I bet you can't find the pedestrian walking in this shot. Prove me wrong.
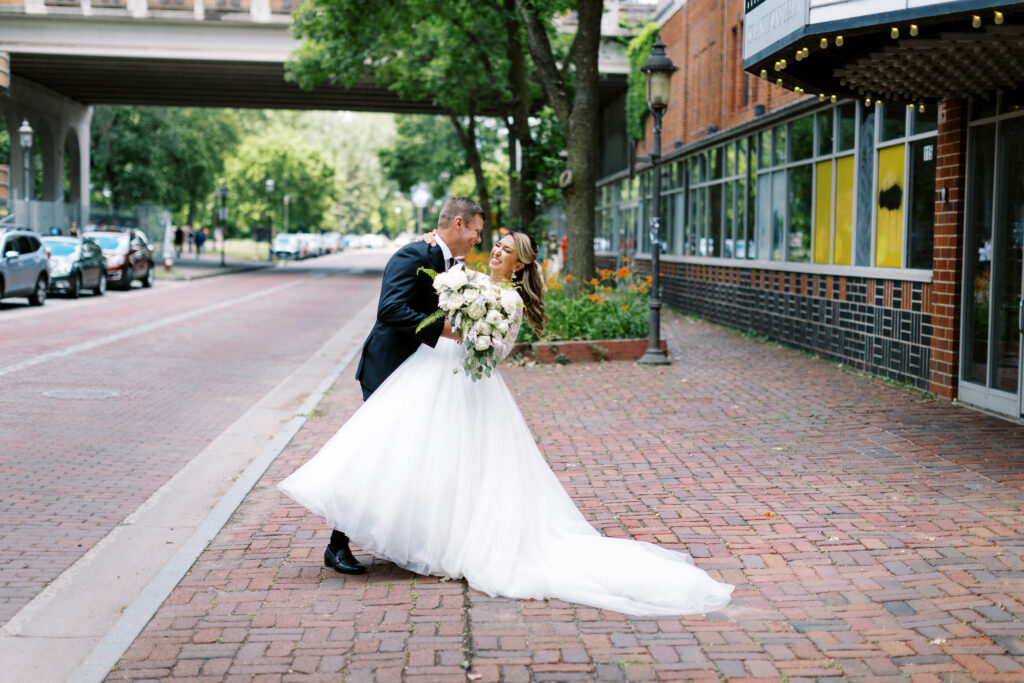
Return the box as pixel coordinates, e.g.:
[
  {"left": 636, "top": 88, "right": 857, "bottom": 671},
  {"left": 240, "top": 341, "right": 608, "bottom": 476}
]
[
  {"left": 174, "top": 226, "right": 185, "bottom": 258},
  {"left": 194, "top": 227, "right": 206, "bottom": 257}
]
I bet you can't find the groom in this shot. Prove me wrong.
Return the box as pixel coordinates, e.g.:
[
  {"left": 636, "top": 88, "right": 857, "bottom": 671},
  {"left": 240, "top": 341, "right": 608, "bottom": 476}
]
[{"left": 324, "top": 196, "right": 485, "bottom": 574}]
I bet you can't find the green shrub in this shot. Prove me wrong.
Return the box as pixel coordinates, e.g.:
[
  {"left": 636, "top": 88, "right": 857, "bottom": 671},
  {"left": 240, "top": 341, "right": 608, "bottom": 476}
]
[{"left": 517, "top": 266, "right": 651, "bottom": 342}]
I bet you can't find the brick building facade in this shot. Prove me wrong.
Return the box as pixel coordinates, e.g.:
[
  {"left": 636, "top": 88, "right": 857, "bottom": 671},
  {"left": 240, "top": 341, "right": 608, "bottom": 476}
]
[{"left": 595, "top": 0, "right": 1022, "bottom": 419}]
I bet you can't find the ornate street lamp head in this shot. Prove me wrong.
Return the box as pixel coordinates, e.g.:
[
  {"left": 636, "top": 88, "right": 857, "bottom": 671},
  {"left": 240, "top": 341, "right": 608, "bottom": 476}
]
[
  {"left": 218, "top": 184, "right": 228, "bottom": 200},
  {"left": 641, "top": 37, "right": 678, "bottom": 112},
  {"left": 265, "top": 178, "right": 275, "bottom": 195},
  {"left": 18, "top": 119, "right": 33, "bottom": 150}
]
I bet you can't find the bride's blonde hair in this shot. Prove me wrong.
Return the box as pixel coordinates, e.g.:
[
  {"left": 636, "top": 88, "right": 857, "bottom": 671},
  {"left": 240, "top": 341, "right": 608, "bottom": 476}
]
[{"left": 508, "top": 232, "right": 547, "bottom": 336}]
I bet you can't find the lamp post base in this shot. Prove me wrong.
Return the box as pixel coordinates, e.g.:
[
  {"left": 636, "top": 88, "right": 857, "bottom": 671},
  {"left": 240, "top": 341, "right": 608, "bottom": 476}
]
[{"left": 638, "top": 348, "right": 670, "bottom": 365}]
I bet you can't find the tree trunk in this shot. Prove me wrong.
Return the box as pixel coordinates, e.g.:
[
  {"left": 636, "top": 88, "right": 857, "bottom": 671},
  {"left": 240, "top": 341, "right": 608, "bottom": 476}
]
[
  {"left": 503, "top": 0, "right": 537, "bottom": 236},
  {"left": 449, "top": 113, "right": 493, "bottom": 252},
  {"left": 517, "top": 0, "right": 602, "bottom": 290}
]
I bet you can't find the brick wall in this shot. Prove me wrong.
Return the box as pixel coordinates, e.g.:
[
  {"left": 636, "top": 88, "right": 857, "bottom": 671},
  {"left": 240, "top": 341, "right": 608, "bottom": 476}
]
[
  {"left": 928, "top": 98, "right": 967, "bottom": 397},
  {"left": 636, "top": 0, "right": 806, "bottom": 159}
]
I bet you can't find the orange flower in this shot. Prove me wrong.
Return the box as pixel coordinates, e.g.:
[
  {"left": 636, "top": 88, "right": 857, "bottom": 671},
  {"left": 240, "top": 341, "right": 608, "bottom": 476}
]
[
  {"left": 564, "top": 274, "right": 574, "bottom": 281},
  {"left": 599, "top": 269, "right": 613, "bottom": 279},
  {"left": 629, "top": 284, "right": 637, "bottom": 291},
  {"left": 616, "top": 267, "right": 630, "bottom": 279},
  {"left": 589, "top": 278, "right": 599, "bottom": 286},
  {"left": 621, "top": 304, "right": 629, "bottom": 311},
  {"left": 598, "top": 299, "right": 606, "bottom": 304},
  {"left": 551, "top": 282, "right": 562, "bottom": 290},
  {"left": 588, "top": 293, "right": 599, "bottom": 302},
  {"left": 646, "top": 275, "right": 653, "bottom": 285}
]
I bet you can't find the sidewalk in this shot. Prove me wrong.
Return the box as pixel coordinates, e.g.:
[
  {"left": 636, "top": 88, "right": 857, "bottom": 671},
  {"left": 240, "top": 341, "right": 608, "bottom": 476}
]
[
  {"left": 106, "top": 311, "right": 1024, "bottom": 682},
  {"left": 155, "top": 250, "right": 273, "bottom": 281}
]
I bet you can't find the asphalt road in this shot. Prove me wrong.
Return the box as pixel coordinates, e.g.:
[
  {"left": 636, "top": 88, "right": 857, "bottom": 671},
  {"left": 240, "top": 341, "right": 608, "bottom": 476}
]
[{"left": 0, "top": 249, "right": 390, "bottom": 628}]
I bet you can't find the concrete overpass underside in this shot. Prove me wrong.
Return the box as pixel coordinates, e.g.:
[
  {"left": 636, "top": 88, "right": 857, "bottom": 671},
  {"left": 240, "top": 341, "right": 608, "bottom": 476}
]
[{"left": 10, "top": 52, "right": 628, "bottom": 112}]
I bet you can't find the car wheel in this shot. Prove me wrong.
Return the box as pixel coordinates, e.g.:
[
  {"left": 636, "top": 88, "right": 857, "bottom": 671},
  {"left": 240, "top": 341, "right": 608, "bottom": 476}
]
[
  {"left": 121, "top": 265, "right": 134, "bottom": 290},
  {"left": 142, "top": 263, "right": 155, "bottom": 288},
  {"left": 93, "top": 272, "right": 106, "bottom": 296},
  {"left": 28, "top": 276, "right": 47, "bottom": 306},
  {"left": 68, "top": 272, "right": 81, "bottom": 299}
]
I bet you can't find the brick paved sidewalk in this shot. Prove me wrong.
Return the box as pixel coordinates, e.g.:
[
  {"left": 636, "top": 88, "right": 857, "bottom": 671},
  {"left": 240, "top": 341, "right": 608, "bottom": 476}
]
[{"left": 107, "top": 311, "right": 1024, "bottom": 682}]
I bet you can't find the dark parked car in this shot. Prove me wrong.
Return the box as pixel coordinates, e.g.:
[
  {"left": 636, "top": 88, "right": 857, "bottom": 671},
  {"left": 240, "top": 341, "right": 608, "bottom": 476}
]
[
  {"left": 0, "top": 227, "right": 50, "bottom": 306},
  {"left": 88, "top": 229, "right": 156, "bottom": 290},
  {"left": 42, "top": 236, "right": 107, "bottom": 298}
]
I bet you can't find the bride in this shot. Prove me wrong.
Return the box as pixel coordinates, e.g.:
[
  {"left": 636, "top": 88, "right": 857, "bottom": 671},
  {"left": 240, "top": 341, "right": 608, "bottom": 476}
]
[{"left": 278, "top": 231, "right": 733, "bottom": 616}]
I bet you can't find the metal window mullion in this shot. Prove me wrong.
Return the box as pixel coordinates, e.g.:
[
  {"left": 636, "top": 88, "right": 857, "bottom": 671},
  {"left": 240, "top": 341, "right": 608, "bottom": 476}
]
[{"left": 987, "top": 117, "right": 1004, "bottom": 389}]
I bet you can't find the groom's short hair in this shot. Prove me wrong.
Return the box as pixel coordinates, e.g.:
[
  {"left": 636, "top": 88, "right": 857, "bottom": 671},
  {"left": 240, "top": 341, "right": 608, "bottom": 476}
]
[{"left": 437, "top": 197, "right": 484, "bottom": 230}]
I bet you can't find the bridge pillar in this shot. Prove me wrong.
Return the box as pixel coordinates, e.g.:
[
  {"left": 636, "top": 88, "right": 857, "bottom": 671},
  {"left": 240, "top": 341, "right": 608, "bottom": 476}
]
[{"left": 1, "top": 76, "right": 91, "bottom": 233}]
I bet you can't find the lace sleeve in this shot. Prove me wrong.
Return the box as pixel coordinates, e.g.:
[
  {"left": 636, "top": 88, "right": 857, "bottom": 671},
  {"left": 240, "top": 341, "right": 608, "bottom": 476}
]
[{"left": 492, "top": 304, "right": 524, "bottom": 361}]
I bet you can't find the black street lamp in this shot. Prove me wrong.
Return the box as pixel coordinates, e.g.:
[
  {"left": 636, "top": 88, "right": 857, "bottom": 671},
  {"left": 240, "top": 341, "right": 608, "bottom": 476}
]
[
  {"left": 218, "top": 184, "right": 229, "bottom": 267},
  {"left": 265, "top": 178, "right": 275, "bottom": 261},
  {"left": 638, "top": 37, "right": 677, "bottom": 366},
  {"left": 18, "top": 119, "right": 33, "bottom": 230}
]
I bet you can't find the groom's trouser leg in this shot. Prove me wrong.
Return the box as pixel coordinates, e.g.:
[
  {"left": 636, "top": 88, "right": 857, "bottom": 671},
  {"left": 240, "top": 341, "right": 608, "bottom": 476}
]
[{"left": 329, "top": 529, "right": 349, "bottom": 551}]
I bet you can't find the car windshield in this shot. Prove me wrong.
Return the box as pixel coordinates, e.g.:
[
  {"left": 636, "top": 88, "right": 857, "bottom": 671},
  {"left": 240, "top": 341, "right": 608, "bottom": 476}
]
[
  {"left": 44, "top": 241, "right": 77, "bottom": 257},
  {"left": 90, "top": 234, "right": 128, "bottom": 250}
]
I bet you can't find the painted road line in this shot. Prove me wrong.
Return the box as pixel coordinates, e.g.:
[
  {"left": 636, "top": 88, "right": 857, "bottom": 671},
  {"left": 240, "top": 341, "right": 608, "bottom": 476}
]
[
  {"left": 0, "top": 276, "right": 310, "bottom": 378},
  {"left": 0, "top": 298, "right": 377, "bottom": 683}
]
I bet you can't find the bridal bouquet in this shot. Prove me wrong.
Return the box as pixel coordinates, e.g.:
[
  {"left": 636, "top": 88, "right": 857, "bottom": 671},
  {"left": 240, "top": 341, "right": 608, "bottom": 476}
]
[{"left": 417, "top": 265, "right": 521, "bottom": 381}]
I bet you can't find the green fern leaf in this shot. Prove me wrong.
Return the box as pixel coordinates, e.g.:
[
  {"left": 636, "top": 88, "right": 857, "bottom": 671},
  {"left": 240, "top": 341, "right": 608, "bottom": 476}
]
[{"left": 415, "top": 308, "right": 446, "bottom": 334}]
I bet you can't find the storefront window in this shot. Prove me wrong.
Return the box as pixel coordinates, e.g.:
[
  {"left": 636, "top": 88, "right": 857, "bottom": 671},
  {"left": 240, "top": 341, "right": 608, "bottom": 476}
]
[
  {"left": 817, "top": 110, "right": 833, "bottom": 156},
  {"left": 791, "top": 116, "right": 814, "bottom": 161},
  {"left": 838, "top": 102, "right": 856, "bottom": 151},
  {"left": 876, "top": 143, "right": 906, "bottom": 267},
  {"left": 908, "top": 138, "right": 936, "bottom": 269},
  {"left": 880, "top": 103, "right": 907, "bottom": 142}
]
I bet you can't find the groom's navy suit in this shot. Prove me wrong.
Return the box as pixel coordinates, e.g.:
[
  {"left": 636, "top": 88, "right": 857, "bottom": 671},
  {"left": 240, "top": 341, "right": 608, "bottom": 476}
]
[{"left": 356, "top": 241, "right": 447, "bottom": 399}]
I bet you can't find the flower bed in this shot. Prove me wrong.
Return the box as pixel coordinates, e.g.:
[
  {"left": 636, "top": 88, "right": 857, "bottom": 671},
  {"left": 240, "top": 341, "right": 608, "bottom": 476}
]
[
  {"left": 511, "top": 265, "right": 660, "bottom": 363},
  {"left": 510, "top": 337, "right": 667, "bottom": 364}
]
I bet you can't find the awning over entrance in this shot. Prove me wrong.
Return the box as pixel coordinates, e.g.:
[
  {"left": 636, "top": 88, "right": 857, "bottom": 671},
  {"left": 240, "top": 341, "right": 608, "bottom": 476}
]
[{"left": 743, "top": 1, "right": 1024, "bottom": 105}]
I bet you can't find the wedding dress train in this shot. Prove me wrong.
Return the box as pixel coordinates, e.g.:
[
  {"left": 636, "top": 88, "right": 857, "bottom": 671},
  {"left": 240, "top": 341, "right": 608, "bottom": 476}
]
[{"left": 279, "top": 330, "right": 733, "bottom": 616}]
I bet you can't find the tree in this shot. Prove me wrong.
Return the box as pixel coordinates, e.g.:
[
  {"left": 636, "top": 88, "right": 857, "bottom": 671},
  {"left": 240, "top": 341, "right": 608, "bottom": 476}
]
[
  {"left": 89, "top": 106, "right": 239, "bottom": 225},
  {"left": 287, "top": 0, "right": 520, "bottom": 250},
  {"left": 220, "top": 129, "right": 336, "bottom": 235},
  {"left": 517, "top": 0, "right": 604, "bottom": 287},
  {"left": 379, "top": 116, "right": 472, "bottom": 200}
]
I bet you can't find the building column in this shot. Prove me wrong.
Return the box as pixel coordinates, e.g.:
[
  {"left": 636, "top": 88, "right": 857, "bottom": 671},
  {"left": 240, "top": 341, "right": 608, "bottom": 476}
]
[
  {"left": 1, "top": 76, "right": 92, "bottom": 231},
  {"left": 928, "top": 98, "right": 968, "bottom": 398}
]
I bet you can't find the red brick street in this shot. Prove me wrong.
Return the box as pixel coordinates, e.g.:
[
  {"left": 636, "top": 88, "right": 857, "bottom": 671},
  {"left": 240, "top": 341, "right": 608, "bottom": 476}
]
[{"left": 104, "top": 298, "right": 1024, "bottom": 681}]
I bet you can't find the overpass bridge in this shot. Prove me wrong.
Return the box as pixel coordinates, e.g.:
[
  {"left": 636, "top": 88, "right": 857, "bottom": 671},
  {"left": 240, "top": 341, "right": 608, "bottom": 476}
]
[{"left": 0, "top": 0, "right": 640, "bottom": 230}]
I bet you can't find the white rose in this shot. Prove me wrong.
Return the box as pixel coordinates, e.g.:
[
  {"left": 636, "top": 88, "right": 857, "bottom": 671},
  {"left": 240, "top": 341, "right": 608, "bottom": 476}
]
[
  {"left": 500, "top": 288, "right": 520, "bottom": 313},
  {"left": 474, "top": 335, "right": 492, "bottom": 351},
  {"left": 485, "top": 309, "right": 503, "bottom": 325},
  {"left": 468, "top": 302, "right": 486, "bottom": 319},
  {"left": 473, "top": 320, "right": 492, "bottom": 336},
  {"left": 462, "top": 287, "right": 479, "bottom": 304},
  {"left": 497, "top": 321, "right": 509, "bottom": 334},
  {"left": 438, "top": 291, "right": 450, "bottom": 308},
  {"left": 448, "top": 292, "right": 464, "bottom": 310},
  {"left": 442, "top": 266, "right": 470, "bottom": 290}
]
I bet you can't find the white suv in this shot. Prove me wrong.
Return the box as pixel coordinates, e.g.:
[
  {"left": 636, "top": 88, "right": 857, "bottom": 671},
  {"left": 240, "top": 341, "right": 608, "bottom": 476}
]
[{"left": 0, "top": 227, "right": 51, "bottom": 306}]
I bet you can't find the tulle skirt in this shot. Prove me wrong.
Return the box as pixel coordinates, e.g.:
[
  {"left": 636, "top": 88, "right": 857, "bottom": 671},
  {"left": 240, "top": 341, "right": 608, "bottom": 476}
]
[{"left": 278, "top": 338, "right": 733, "bottom": 616}]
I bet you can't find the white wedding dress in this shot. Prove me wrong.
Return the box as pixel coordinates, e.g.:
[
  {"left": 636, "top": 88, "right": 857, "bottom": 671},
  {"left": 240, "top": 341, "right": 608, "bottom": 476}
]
[{"left": 279, "top": 296, "right": 733, "bottom": 616}]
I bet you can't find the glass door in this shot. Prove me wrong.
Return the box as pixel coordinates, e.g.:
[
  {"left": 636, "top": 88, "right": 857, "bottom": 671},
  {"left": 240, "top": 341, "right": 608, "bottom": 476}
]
[{"left": 960, "top": 116, "right": 1024, "bottom": 416}]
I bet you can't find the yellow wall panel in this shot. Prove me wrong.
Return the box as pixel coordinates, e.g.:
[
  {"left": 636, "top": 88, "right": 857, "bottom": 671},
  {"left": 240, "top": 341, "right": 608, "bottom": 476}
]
[
  {"left": 814, "top": 161, "right": 832, "bottom": 263},
  {"left": 834, "top": 155, "right": 854, "bottom": 265},
  {"left": 875, "top": 144, "right": 905, "bottom": 268}
]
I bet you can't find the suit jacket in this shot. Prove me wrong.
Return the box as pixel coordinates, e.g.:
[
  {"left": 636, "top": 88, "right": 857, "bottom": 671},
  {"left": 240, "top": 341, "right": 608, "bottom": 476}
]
[{"left": 355, "top": 241, "right": 446, "bottom": 396}]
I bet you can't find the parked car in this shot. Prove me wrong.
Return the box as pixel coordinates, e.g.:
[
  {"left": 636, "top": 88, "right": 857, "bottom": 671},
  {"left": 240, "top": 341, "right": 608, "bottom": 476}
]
[
  {"left": 321, "top": 232, "right": 343, "bottom": 253},
  {"left": 88, "top": 229, "right": 156, "bottom": 290},
  {"left": 273, "top": 234, "right": 304, "bottom": 260},
  {"left": 0, "top": 227, "right": 50, "bottom": 306},
  {"left": 42, "top": 236, "right": 107, "bottom": 298},
  {"left": 296, "top": 233, "right": 323, "bottom": 257}
]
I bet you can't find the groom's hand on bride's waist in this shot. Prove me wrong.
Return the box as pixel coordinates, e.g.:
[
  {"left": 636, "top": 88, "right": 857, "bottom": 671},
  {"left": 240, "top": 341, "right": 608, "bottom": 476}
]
[{"left": 440, "top": 319, "right": 462, "bottom": 341}]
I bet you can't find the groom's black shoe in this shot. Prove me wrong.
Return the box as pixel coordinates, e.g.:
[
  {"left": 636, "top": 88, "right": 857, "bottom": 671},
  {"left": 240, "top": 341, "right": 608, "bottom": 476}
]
[{"left": 324, "top": 543, "right": 366, "bottom": 575}]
